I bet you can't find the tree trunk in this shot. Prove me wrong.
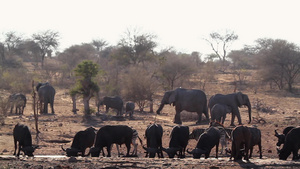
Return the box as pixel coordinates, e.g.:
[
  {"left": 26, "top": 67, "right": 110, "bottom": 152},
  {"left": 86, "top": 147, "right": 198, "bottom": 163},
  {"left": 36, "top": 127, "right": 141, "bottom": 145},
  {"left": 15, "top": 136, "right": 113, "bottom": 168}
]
[
  {"left": 83, "top": 96, "right": 90, "bottom": 115},
  {"left": 149, "top": 100, "right": 153, "bottom": 113},
  {"left": 72, "top": 95, "right": 77, "bottom": 114}
]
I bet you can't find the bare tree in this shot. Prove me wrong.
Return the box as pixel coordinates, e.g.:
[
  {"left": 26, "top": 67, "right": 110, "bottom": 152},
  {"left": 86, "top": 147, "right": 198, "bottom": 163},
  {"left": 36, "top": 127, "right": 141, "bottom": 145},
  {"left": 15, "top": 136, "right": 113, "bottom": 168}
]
[
  {"left": 255, "top": 38, "right": 300, "bottom": 92},
  {"left": 121, "top": 65, "right": 158, "bottom": 112},
  {"left": 158, "top": 51, "right": 196, "bottom": 90},
  {"left": 32, "top": 30, "right": 59, "bottom": 68},
  {"left": 117, "top": 28, "right": 157, "bottom": 65},
  {"left": 204, "top": 30, "right": 238, "bottom": 71}
]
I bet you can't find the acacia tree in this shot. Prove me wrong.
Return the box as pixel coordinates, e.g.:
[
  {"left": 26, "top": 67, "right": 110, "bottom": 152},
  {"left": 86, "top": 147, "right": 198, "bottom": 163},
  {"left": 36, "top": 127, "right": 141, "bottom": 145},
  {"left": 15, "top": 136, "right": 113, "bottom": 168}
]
[
  {"left": 117, "top": 28, "right": 157, "bottom": 66},
  {"left": 255, "top": 38, "right": 300, "bottom": 92},
  {"left": 158, "top": 51, "right": 196, "bottom": 90},
  {"left": 204, "top": 30, "right": 238, "bottom": 71},
  {"left": 70, "top": 60, "right": 100, "bottom": 115},
  {"left": 32, "top": 30, "right": 59, "bottom": 68}
]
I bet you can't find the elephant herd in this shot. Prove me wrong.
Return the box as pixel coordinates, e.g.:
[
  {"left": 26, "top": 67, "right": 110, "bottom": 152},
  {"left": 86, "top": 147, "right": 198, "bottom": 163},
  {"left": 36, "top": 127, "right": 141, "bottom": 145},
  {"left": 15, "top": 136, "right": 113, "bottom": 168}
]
[
  {"left": 157, "top": 87, "right": 251, "bottom": 126},
  {"left": 9, "top": 84, "right": 250, "bottom": 126}
]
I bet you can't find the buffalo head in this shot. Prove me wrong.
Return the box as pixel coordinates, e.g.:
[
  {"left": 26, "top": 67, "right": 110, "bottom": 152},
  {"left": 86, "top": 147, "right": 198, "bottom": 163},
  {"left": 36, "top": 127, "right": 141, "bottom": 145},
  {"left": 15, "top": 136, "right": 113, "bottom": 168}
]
[
  {"left": 61, "top": 145, "right": 80, "bottom": 157},
  {"left": 162, "top": 147, "right": 181, "bottom": 158},
  {"left": 187, "top": 148, "right": 206, "bottom": 159},
  {"left": 89, "top": 147, "right": 101, "bottom": 157},
  {"left": 22, "top": 145, "right": 38, "bottom": 157}
]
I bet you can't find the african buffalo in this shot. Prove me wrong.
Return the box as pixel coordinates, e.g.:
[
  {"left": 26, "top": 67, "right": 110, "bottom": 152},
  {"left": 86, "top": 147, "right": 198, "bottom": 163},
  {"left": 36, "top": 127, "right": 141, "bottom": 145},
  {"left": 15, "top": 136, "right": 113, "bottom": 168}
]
[
  {"left": 189, "top": 128, "right": 205, "bottom": 140},
  {"left": 187, "top": 126, "right": 220, "bottom": 159},
  {"left": 278, "top": 126, "right": 300, "bottom": 160},
  {"left": 143, "top": 123, "right": 164, "bottom": 158},
  {"left": 275, "top": 126, "right": 295, "bottom": 147},
  {"left": 90, "top": 125, "right": 133, "bottom": 157},
  {"left": 13, "top": 123, "right": 38, "bottom": 157},
  {"left": 61, "top": 127, "right": 96, "bottom": 157},
  {"left": 230, "top": 125, "right": 251, "bottom": 161},
  {"left": 163, "top": 125, "right": 189, "bottom": 158},
  {"left": 249, "top": 127, "right": 262, "bottom": 159}
]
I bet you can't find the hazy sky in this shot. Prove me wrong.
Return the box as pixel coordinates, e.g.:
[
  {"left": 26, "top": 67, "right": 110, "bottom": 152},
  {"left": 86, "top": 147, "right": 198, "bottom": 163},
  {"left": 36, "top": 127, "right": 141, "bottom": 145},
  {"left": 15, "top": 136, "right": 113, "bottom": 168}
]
[{"left": 1, "top": 0, "right": 299, "bottom": 55}]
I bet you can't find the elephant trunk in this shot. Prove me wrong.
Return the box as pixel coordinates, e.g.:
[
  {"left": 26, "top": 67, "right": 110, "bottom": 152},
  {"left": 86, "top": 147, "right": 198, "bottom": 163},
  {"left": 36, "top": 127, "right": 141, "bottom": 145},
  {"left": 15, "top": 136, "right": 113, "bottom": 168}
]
[
  {"left": 246, "top": 102, "right": 251, "bottom": 124},
  {"left": 156, "top": 103, "right": 165, "bottom": 114}
]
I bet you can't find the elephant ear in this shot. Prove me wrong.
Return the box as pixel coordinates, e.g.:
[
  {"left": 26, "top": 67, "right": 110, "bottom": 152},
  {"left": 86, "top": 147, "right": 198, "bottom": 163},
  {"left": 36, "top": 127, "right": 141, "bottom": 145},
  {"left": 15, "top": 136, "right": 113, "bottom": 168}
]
[
  {"left": 236, "top": 92, "right": 243, "bottom": 106},
  {"left": 168, "top": 90, "right": 177, "bottom": 104}
]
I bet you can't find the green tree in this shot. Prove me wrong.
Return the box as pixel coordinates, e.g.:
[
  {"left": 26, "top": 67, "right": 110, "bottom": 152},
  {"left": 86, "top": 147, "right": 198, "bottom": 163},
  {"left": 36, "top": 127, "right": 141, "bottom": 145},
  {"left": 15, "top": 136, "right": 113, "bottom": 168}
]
[{"left": 71, "top": 60, "right": 100, "bottom": 115}]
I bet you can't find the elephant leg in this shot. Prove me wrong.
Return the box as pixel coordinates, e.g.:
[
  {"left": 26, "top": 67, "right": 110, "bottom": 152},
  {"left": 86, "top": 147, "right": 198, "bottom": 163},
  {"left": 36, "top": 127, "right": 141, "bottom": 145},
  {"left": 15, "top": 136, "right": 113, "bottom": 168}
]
[
  {"left": 10, "top": 106, "right": 13, "bottom": 114},
  {"left": 43, "top": 101, "right": 48, "bottom": 114},
  {"left": 174, "top": 108, "right": 182, "bottom": 124},
  {"left": 39, "top": 101, "right": 43, "bottom": 114},
  {"left": 236, "top": 112, "right": 242, "bottom": 125},
  {"left": 230, "top": 114, "right": 236, "bottom": 126},
  {"left": 50, "top": 100, "right": 55, "bottom": 114},
  {"left": 105, "top": 106, "right": 109, "bottom": 113}
]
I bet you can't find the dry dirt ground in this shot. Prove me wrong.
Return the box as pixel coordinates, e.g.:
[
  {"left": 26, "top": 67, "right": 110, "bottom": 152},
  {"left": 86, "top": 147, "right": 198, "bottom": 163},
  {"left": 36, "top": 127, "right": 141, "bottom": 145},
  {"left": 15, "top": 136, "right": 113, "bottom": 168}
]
[{"left": 0, "top": 89, "right": 300, "bottom": 169}]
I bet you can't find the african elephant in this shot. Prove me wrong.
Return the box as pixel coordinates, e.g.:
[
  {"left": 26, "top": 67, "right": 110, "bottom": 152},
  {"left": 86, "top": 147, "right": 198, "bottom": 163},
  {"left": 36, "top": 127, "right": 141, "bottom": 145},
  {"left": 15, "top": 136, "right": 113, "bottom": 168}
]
[
  {"left": 8, "top": 93, "right": 27, "bottom": 115},
  {"left": 125, "top": 101, "right": 135, "bottom": 117},
  {"left": 156, "top": 88, "right": 209, "bottom": 124},
  {"left": 208, "top": 92, "right": 251, "bottom": 126},
  {"left": 210, "top": 103, "right": 232, "bottom": 124},
  {"left": 98, "top": 96, "right": 123, "bottom": 116},
  {"left": 36, "top": 82, "right": 55, "bottom": 114}
]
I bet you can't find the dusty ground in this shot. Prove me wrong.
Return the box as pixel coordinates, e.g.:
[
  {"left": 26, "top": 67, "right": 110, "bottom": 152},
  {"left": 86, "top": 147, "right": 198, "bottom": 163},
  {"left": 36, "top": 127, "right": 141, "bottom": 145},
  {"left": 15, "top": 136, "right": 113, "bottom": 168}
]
[{"left": 0, "top": 89, "right": 300, "bottom": 169}]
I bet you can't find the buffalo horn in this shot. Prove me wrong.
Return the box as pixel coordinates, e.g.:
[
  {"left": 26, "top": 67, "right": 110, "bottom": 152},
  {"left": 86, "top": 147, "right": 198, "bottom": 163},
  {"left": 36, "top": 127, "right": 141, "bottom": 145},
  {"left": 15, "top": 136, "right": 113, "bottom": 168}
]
[
  {"left": 187, "top": 148, "right": 205, "bottom": 154},
  {"left": 61, "top": 145, "right": 67, "bottom": 152},
  {"left": 274, "top": 130, "right": 279, "bottom": 137},
  {"left": 276, "top": 147, "right": 281, "bottom": 154}
]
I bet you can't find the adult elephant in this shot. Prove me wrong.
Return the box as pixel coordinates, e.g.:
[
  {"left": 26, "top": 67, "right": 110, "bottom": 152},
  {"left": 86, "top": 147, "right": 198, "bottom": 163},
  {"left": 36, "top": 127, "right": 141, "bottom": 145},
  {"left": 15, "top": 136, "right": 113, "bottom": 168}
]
[
  {"left": 208, "top": 92, "right": 251, "bottom": 126},
  {"left": 156, "top": 88, "right": 209, "bottom": 124},
  {"left": 98, "top": 96, "right": 123, "bottom": 116},
  {"left": 36, "top": 82, "right": 56, "bottom": 114}
]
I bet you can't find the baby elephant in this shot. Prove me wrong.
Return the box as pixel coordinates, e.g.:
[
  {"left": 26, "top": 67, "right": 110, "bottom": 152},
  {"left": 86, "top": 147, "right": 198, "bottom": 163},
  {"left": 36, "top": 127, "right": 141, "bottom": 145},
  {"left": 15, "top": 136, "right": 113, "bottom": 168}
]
[
  {"left": 210, "top": 104, "right": 232, "bottom": 124},
  {"left": 125, "top": 102, "right": 135, "bottom": 118}
]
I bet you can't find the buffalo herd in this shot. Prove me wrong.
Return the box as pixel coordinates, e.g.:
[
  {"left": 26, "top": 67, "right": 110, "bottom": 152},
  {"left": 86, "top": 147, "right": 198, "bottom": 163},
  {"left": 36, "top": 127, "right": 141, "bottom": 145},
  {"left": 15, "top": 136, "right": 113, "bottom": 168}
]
[{"left": 12, "top": 122, "right": 299, "bottom": 161}]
